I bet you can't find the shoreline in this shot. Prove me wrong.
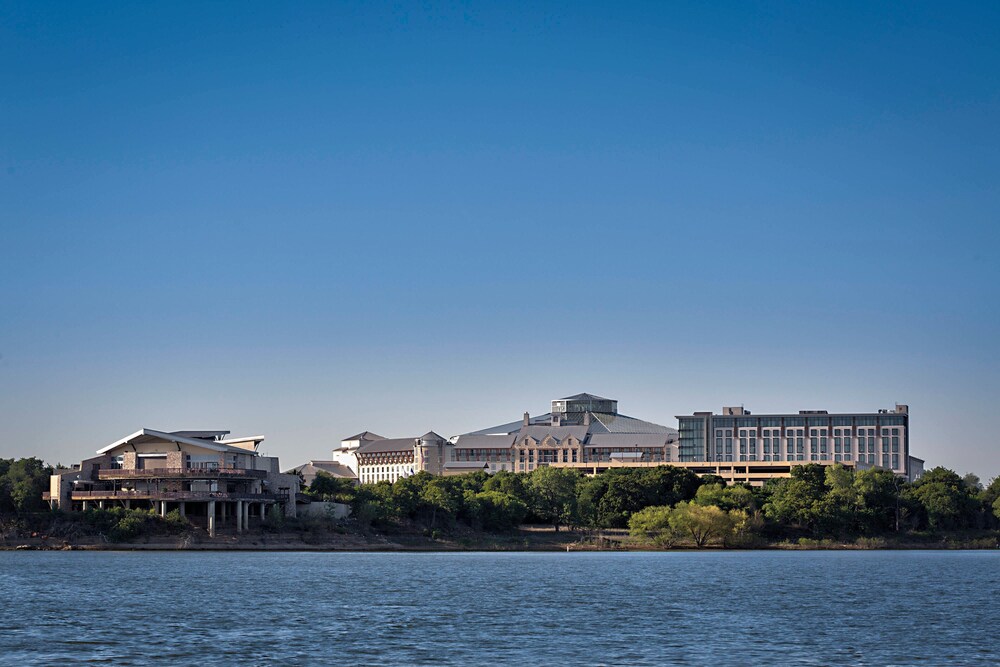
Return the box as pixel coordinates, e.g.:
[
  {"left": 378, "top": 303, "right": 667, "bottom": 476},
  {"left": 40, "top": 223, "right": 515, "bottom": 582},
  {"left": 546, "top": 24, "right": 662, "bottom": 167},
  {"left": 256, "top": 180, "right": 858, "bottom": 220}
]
[{"left": 4, "top": 534, "right": 998, "bottom": 553}]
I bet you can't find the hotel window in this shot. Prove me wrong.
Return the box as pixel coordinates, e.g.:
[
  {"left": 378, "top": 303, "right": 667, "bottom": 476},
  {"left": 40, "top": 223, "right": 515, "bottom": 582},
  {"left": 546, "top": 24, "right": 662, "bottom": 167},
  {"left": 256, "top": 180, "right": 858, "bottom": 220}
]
[
  {"left": 892, "top": 437, "right": 899, "bottom": 452},
  {"left": 810, "top": 437, "right": 817, "bottom": 454},
  {"left": 797, "top": 436, "right": 804, "bottom": 454},
  {"left": 882, "top": 454, "right": 890, "bottom": 468},
  {"left": 739, "top": 438, "right": 747, "bottom": 454},
  {"left": 844, "top": 436, "right": 852, "bottom": 454},
  {"left": 835, "top": 454, "right": 842, "bottom": 462},
  {"left": 892, "top": 454, "right": 899, "bottom": 469},
  {"left": 725, "top": 438, "right": 733, "bottom": 454},
  {"left": 834, "top": 438, "right": 842, "bottom": 453},
  {"left": 892, "top": 428, "right": 899, "bottom": 436},
  {"left": 716, "top": 437, "right": 723, "bottom": 454},
  {"left": 882, "top": 438, "right": 890, "bottom": 452},
  {"left": 868, "top": 437, "right": 875, "bottom": 452},
  {"left": 763, "top": 437, "right": 771, "bottom": 454},
  {"left": 820, "top": 437, "right": 828, "bottom": 455},
  {"left": 749, "top": 436, "right": 756, "bottom": 455}
]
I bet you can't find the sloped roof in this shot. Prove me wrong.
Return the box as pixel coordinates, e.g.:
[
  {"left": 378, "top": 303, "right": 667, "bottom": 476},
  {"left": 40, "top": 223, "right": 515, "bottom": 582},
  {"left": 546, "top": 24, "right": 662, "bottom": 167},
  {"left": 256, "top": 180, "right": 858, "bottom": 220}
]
[
  {"left": 452, "top": 434, "right": 517, "bottom": 449},
  {"left": 97, "top": 429, "right": 261, "bottom": 455},
  {"left": 342, "top": 431, "right": 386, "bottom": 442},
  {"left": 590, "top": 413, "right": 676, "bottom": 435},
  {"left": 559, "top": 393, "right": 613, "bottom": 402},
  {"left": 356, "top": 438, "right": 417, "bottom": 454},
  {"left": 420, "top": 431, "right": 446, "bottom": 442},
  {"left": 170, "top": 430, "right": 230, "bottom": 440},
  {"left": 515, "top": 425, "right": 589, "bottom": 444},
  {"left": 286, "top": 460, "right": 358, "bottom": 480},
  {"left": 463, "top": 414, "right": 556, "bottom": 436}
]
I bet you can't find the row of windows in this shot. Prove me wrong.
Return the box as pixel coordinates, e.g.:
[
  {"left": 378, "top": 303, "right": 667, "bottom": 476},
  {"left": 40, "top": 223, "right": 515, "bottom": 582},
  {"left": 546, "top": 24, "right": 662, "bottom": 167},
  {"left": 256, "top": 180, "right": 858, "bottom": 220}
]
[
  {"left": 718, "top": 427, "right": 901, "bottom": 437},
  {"left": 721, "top": 453, "right": 902, "bottom": 468}
]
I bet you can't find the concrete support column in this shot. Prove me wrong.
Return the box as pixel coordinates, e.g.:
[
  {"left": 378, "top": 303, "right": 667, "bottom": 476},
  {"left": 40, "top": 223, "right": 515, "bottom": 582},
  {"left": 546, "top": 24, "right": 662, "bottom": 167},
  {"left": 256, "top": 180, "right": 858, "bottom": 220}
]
[
  {"left": 82, "top": 501, "right": 89, "bottom": 511},
  {"left": 98, "top": 500, "right": 105, "bottom": 509},
  {"left": 179, "top": 502, "right": 185, "bottom": 518},
  {"left": 125, "top": 499, "right": 131, "bottom": 509},
  {"left": 244, "top": 501, "right": 250, "bottom": 529},
  {"left": 237, "top": 500, "right": 244, "bottom": 533},
  {"left": 208, "top": 500, "right": 216, "bottom": 538},
  {"left": 160, "top": 500, "right": 167, "bottom": 517}
]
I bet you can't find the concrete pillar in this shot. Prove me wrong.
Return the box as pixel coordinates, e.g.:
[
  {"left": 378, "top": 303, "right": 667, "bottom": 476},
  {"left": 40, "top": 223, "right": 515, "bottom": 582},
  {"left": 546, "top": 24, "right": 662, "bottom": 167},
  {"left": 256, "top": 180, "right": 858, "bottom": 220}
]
[
  {"left": 125, "top": 499, "right": 131, "bottom": 509},
  {"left": 237, "top": 500, "right": 244, "bottom": 533},
  {"left": 160, "top": 501, "right": 167, "bottom": 517},
  {"left": 244, "top": 500, "right": 250, "bottom": 529},
  {"left": 98, "top": 500, "right": 105, "bottom": 509},
  {"left": 208, "top": 500, "right": 216, "bottom": 537},
  {"left": 82, "top": 501, "right": 89, "bottom": 511},
  {"left": 179, "top": 502, "right": 185, "bottom": 518}
]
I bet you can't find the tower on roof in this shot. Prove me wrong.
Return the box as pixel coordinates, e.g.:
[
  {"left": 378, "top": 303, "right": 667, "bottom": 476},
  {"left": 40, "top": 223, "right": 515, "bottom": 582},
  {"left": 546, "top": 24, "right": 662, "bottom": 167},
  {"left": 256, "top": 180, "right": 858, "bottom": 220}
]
[{"left": 551, "top": 393, "right": 618, "bottom": 416}]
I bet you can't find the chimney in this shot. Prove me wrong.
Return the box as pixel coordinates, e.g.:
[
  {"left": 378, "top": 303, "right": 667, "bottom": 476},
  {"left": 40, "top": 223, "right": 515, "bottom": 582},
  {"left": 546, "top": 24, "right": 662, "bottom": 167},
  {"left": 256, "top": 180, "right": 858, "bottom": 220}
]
[
  {"left": 583, "top": 412, "right": 591, "bottom": 426},
  {"left": 551, "top": 414, "right": 561, "bottom": 427},
  {"left": 523, "top": 412, "right": 530, "bottom": 426}
]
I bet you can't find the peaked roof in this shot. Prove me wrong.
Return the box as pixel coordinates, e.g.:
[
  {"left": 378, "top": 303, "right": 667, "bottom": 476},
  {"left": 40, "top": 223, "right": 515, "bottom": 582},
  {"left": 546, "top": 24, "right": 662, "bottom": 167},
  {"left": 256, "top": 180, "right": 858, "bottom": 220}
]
[
  {"left": 420, "top": 431, "right": 446, "bottom": 441},
  {"left": 559, "top": 393, "right": 613, "bottom": 402},
  {"left": 96, "top": 429, "right": 262, "bottom": 455},
  {"left": 356, "top": 437, "right": 418, "bottom": 454},
  {"left": 342, "top": 431, "right": 385, "bottom": 442}
]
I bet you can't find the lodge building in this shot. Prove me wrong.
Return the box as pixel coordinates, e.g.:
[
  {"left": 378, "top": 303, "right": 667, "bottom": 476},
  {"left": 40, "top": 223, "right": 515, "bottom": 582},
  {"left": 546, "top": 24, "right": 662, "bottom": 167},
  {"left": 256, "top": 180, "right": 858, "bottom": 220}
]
[{"left": 44, "top": 428, "right": 300, "bottom": 535}]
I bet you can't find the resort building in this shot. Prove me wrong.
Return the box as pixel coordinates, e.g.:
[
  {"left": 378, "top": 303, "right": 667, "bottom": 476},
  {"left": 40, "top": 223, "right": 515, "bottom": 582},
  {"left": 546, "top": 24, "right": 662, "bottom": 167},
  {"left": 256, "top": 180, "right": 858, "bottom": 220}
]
[
  {"left": 452, "top": 393, "right": 678, "bottom": 474},
  {"left": 675, "top": 405, "right": 922, "bottom": 481},
  {"left": 294, "top": 393, "right": 678, "bottom": 484},
  {"left": 287, "top": 394, "right": 924, "bottom": 489},
  {"left": 323, "top": 431, "right": 450, "bottom": 484},
  {"left": 44, "top": 429, "right": 300, "bottom": 535}
]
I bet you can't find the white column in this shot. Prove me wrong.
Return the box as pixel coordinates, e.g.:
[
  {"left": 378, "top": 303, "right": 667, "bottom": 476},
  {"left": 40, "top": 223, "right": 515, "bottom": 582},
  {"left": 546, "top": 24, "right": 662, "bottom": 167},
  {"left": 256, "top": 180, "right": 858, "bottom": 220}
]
[
  {"left": 208, "top": 500, "right": 216, "bottom": 537},
  {"left": 237, "top": 500, "right": 244, "bottom": 533},
  {"left": 179, "top": 502, "right": 185, "bottom": 517},
  {"left": 160, "top": 500, "right": 167, "bottom": 517}
]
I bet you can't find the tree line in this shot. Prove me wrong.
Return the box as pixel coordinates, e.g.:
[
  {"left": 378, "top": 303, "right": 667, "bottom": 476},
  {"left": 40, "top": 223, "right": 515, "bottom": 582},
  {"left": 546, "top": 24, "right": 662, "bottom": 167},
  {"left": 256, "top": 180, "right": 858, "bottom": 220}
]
[{"left": 307, "top": 464, "right": 1000, "bottom": 544}]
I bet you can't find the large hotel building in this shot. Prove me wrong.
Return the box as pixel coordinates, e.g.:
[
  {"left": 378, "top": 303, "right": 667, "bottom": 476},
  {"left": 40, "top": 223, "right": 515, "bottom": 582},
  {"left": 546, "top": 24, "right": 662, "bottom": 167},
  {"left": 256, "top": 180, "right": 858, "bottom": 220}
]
[
  {"left": 677, "top": 404, "right": 922, "bottom": 480},
  {"left": 292, "top": 394, "right": 924, "bottom": 487}
]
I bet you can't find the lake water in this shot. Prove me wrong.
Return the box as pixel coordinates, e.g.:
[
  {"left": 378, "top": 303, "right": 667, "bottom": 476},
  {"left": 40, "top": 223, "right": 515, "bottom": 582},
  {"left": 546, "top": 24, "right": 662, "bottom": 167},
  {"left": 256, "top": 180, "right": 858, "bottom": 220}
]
[{"left": 1, "top": 550, "right": 997, "bottom": 665}]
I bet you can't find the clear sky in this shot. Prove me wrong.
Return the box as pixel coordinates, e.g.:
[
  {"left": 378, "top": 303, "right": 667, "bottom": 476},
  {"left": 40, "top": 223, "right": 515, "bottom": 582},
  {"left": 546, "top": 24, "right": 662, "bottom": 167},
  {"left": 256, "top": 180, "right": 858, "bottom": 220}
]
[{"left": 1, "top": 2, "right": 998, "bottom": 480}]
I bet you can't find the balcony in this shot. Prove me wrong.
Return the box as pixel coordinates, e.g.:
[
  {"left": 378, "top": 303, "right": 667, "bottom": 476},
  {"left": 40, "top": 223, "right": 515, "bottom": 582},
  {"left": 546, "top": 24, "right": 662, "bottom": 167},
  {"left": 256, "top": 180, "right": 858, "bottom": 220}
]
[
  {"left": 96, "top": 467, "right": 268, "bottom": 481},
  {"left": 70, "top": 490, "right": 287, "bottom": 502}
]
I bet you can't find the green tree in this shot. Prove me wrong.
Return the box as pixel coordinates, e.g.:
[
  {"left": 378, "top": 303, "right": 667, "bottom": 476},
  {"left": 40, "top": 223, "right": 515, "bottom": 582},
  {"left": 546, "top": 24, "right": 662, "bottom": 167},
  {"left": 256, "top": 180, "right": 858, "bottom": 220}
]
[
  {"left": 0, "top": 457, "right": 53, "bottom": 514},
  {"left": 853, "top": 468, "right": 903, "bottom": 534},
  {"left": 668, "top": 501, "right": 733, "bottom": 547},
  {"left": 466, "top": 490, "right": 528, "bottom": 531},
  {"left": 308, "top": 471, "right": 356, "bottom": 503},
  {"left": 903, "top": 467, "right": 980, "bottom": 531},
  {"left": 628, "top": 505, "right": 680, "bottom": 547},
  {"left": 962, "top": 473, "right": 982, "bottom": 491},
  {"left": 420, "top": 479, "right": 460, "bottom": 528},
  {"left": 528, "top": 467, "right": 580, "bottom": 530}
]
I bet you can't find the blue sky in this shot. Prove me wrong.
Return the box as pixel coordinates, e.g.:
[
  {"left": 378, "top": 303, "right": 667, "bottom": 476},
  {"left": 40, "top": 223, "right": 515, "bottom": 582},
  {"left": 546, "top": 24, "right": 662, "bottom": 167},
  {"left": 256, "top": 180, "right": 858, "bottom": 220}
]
[{"left": 1, "top": 2, "right": 998, "bottom": 480}]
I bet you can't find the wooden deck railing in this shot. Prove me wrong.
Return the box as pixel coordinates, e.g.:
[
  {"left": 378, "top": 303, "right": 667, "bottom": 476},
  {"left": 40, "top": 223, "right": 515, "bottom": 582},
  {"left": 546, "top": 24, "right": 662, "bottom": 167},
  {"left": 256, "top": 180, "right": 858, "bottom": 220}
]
[
  {"left": 70, "top": 490, "right": 287, "bottom": 502},
  {"left": 95, "top": 467, "right": 268, "bottom": 480}
]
